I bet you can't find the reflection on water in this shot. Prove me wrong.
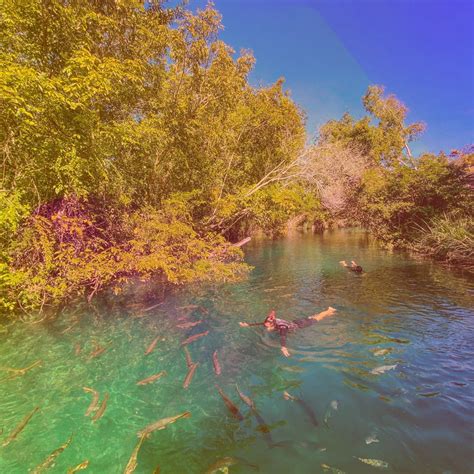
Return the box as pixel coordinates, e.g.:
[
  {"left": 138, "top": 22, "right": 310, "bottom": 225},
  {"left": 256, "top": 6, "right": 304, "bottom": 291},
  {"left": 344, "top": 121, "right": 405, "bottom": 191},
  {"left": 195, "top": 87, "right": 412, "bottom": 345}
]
[{"left": 0, "top": 229, "right": 473, "bottom": 473}]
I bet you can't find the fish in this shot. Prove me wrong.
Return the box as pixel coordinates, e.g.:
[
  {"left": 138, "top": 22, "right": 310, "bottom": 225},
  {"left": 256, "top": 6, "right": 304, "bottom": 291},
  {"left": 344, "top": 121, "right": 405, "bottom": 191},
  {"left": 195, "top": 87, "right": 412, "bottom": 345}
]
[
  {"left": 324, "top": 400, "right": 338, "bottom": 427},
  {"left": 283, "top": 391, "right": 296, "bottom": 401},
  {"left": 235, "top": 384, "right": 256, "bottom": 410},
  {"left": 89, "top": 344, "right": 107, "bottom": 359},
  {"left": 83, "top": 387, "right": 100, "bottom": 417},
  {"left": 142, "top": 302, "right": 162, "bottom": 312},
  {"left": 66, "top": 460, "right": 89, "bottom": 473},
  {"left": 321, "top": 463, "right": 346, "bottom": 473},
  {"left": 124, "top": 433, "right": 147, "bottom": 474},
  {"left": 419, "top": 391, "right": 440, "bottom": 397},
  {"left": 177, "top": 320, "right": 203, "bottom": 329},
  {"left": 216, "top": 385, "right": 244, "bottom": 421},
  {"left": 212, "top": 350, "right": 222, "bottom": 376},
  {"left": 205, "top": 456, "right": 258, "bottom": 474},
  {"left": 371, "top": 364, "right": 397, "bottom": 375},
  {"left": 31, "top": 434, "right": 73, "bottom": 473},
  {"left": 181, "top": 330, "right": 209, "bottom": 346},
  {"left": 355, "top": 457, "right": 389, "bottom": 469},
  {"left": 2, "top": 406, "right": 40, "bottom": 446},
  {"left": 144, "top": 336, "right": 160, "bottom": 355},
  {"left": 253, "top": 410, "right": 273, "bottom": 446},
  {"left": 235, "top": 385, "right": 272, "bottom": 445},
  {"left": 3, "top": 360, "right": 42, "bottom": 379},
  {"left": 373, "top": 348, "right": 391, "bottom": 356},
  {"left": 137, "top": 412, "right": 191, "bottom": 438},
  {"left": 74, "top": 343, "right": 81, "bottom": 356},
  {"left": 61, "top": 321, "right": 78, "bottom": 334},
  {"left": 365, "top": 433, "right": 379, "bottom": 444},
  {"left": 92, "top": 393, "right": 109, "bottom": 422},
  {"left": 137, "top": 371, "right": 167, "bottom": 386},
  {"left": 184, "top": 347, "right": 193, "bottom": 368},
  {"left": 283, "top": 391, "right": 318, "bottom": 426},
  {"left": 296, "top": 397, "right": 319, "bottom": 427},
  {"left": 183, "top": 363, "right": 199, "bottom": 389}
]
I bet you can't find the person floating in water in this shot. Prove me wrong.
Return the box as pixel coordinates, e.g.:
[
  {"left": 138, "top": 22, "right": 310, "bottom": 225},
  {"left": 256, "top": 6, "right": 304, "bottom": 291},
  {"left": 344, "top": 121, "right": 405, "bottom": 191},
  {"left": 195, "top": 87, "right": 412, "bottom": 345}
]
[
  {"left": 239, "top": 307, "right": 337, "bottom": 357},
  {"left": 340, "top": 260, "right": 363, "bottom": 273}
]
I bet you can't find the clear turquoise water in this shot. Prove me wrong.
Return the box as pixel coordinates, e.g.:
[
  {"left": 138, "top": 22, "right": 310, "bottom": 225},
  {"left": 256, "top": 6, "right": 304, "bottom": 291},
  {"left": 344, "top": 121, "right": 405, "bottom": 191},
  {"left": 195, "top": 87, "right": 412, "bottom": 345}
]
[{"left": 0, "top": 229, "right": 473, "bottom": 473}]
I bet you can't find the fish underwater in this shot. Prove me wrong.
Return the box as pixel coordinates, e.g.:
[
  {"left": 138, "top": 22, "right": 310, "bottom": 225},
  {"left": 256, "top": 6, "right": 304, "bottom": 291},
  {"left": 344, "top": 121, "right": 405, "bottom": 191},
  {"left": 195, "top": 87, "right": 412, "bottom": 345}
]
[
  {"left": 137, "top": 412, "right": 191, "bottom": 438},
  {"left": 31, "top": 433, "right": 73, "bottom": 473},
  {"left": 321, "top": 463, "right": 346, "bottom": 473},
  {"left": 355, "top": 457, "right": 389, "bottom": 469},
  {"left": 2, "top": 406, "right": 40, "bottom": 447},
  {"left": 283, "top": 391, "right": 318, "bottom": 426},
  {"left": 213, "top": 350, "right": 222, "bottom": 376},
  {"left": 365, "top": 433, "right": 380, "bottom": 444},
  {"left": 183, "top": 362, "right": 199, "bottom": 389},
  {"left": 83, "top": 387, "right": 100, "bottom": 416},
  {"left": 184, "top": 347, "right": 193, "bottom": 368},
  {"left": 2, "top": 360, "right": 42, "bottom": 380},
  {"left": 235, "top": 384, "right": 256, "bottom": 410},
  {"left": 124, "top": 433, "right": 147, "bottom": 474},
  {"left": 89, "top": 344, "right": 108, "bottom": 359},
  {"left": 235, "top": 385, "right": 273, "bottom": 446},
  {"left": 177, "top": 320, "right": 203, "bottom": 329},
  {"left": 92, "top": 393, "right": 109, "bottom": 422},
  {"left": 66, "top": 460, "right": 89, "bottom": 473},
  {"left": 323, "top": 400, "right": 339, "bottom": 427},
  {"left": 371, "top": 364, "right": 397, "bottom": 375},
  {"left": 216, "top": 385, "right": 244, "bottom": 421},
  {"left": 137, "top": 371, "right": 167, "bottom": 386},
  {"left": 144, "top": 336, "right": 160, "bottom": 355},
  {"left": 181, "top": 331, "right": 209, "bottom": 346}
]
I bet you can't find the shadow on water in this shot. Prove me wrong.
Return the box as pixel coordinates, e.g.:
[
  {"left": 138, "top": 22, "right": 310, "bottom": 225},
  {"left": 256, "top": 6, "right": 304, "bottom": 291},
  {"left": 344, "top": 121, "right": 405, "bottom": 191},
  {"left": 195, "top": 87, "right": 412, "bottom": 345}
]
[{"left": 0, "top": 229, "right": 473, "bottom": 473}]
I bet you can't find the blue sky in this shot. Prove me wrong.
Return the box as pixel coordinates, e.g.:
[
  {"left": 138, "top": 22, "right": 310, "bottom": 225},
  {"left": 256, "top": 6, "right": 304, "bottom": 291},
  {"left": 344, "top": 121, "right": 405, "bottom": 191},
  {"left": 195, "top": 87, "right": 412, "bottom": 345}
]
[{"left": 190, "top": 0, "right": 473, "bottom": 156}]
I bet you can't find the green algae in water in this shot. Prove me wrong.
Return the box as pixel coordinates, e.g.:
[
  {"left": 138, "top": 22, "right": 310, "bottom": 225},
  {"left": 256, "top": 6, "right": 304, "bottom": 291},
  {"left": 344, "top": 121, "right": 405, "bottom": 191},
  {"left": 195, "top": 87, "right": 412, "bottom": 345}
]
[{"left": 0, "top": 229, "right": 473, "bottom": 473}]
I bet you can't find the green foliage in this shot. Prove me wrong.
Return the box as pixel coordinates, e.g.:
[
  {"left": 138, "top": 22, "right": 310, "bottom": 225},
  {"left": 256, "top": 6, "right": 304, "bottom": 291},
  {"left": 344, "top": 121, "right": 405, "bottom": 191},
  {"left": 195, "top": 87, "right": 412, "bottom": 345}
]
[
  {"left": 3, "top": 198, "right": 249, "bottom": 317},
  {"left": 411, "top": 214, "right": 474, "bottom": 269},
  {"left": 357, "top": 153, "right": 472, "bottom": 246},
  {"left": 320, "top": 85, "right": 425, "bottom": 166},
  {"left": 245, "top": 184, "right": 323, "bottom": 236},
  {"left": 0, "top": 1, "right": 306, "bottom": 318}
]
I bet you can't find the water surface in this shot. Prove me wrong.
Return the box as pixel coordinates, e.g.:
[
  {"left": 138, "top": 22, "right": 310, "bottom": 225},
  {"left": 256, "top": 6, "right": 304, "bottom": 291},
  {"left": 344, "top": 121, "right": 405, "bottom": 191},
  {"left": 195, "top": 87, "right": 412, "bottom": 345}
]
[{"left": 1, "top": 229, "right": 473, "bottom": 473}]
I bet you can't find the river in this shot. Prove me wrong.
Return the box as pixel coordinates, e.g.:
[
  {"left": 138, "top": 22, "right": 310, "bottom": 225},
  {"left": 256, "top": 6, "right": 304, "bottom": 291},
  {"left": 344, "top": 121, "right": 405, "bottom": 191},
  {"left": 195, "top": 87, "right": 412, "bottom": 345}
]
[{"left": 0, "top": 229, "right": 473, "bottom": 473}]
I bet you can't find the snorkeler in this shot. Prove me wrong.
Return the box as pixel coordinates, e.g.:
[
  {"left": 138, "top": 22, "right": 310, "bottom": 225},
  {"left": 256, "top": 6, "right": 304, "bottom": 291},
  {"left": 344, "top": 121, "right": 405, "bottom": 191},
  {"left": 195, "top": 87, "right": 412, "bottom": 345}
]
[
  {"left": 239, "top": 307, "right": 337, "bottom": 357},
  {"left": 340, "top": 260, "right": 363, "bottom": 273}
]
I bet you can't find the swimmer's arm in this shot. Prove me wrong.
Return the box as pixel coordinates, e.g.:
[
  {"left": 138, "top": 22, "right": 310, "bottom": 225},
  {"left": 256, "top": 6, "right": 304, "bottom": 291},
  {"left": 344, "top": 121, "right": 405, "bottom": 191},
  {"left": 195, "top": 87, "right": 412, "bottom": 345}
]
[
  {"left": 239, "top": 322, "right": 264, "bottom": 327},
  {"left": 279, "top": 327, "right": 290, "bottom": 357}
]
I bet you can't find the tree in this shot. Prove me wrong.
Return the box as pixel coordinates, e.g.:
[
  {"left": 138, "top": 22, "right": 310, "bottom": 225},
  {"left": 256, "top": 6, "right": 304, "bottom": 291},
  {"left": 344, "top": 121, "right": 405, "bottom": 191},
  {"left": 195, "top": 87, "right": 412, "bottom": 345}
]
[{"left": 320, "top": 85, "right": 425, "bottom": 167}]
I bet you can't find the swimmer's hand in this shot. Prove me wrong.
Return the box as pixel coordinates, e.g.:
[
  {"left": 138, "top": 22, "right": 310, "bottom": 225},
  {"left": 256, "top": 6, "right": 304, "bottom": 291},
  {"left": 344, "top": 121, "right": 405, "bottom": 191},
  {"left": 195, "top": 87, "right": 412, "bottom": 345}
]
[
  {"left": 281, "top": 347, "right": 290, "bottom": 357},
  {"left": 239, "top": 322, "right": 249, "bottom": 327}
]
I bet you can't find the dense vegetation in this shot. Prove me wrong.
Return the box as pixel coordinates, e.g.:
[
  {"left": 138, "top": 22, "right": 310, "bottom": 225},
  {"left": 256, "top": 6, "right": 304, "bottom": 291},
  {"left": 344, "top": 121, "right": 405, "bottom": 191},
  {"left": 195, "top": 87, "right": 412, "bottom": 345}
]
[
  {"left": 1, "top": 1, "right": 472, "bottom": 319},
  {"left": 0, "top": 1, "right": 319, "bottom": 318},
  {"left": 313, "top": 87, "right": 473, "bottom": 267}
]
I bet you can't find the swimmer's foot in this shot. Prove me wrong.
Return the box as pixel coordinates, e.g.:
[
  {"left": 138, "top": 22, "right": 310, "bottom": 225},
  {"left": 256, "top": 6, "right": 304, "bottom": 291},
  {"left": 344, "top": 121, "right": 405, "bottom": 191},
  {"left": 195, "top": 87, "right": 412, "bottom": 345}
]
[{"left": 309, "top": 307, "right": 337, "bottom": 321}]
